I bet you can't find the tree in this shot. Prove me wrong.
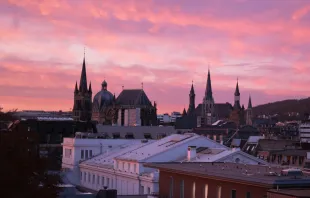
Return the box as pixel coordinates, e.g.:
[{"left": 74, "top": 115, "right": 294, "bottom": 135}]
[{"left": 0, "top": 107, "right": 62, "bottom": 198}]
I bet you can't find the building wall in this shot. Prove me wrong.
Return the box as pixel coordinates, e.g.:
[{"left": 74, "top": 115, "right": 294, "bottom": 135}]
[
  {"left": 159, "top": 170, "right": 268, "bottom": 198},
  {"left": 80, "top": 164, "right": 157, "bottom": 195}
]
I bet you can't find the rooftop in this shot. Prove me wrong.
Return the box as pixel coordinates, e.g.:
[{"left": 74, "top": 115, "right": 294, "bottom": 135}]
[
  {"left": 268, "top": 189, "right": 310, "bottom": 197},
  {"left": 80, "top": 140, "right": 155, "bottom": 168},
  {"left": 145, "top": 162, "right": 310, "bottom": 187},
  {"left": 114, "top": 134, "right": 199, "bottom": 162}
]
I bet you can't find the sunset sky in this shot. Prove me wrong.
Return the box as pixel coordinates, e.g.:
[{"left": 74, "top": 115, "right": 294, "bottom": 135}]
[{"left": 1, "top": 0, "right": 310, "bottom": 114}]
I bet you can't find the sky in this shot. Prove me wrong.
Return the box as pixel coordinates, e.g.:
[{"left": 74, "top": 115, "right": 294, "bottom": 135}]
[{"left": 0, "top": 0, "right": 310, "bottom": 114}]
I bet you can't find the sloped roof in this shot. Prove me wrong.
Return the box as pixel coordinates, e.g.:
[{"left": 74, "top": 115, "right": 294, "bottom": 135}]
[
  {"left": 116, "top": 89, "right": 152, "bottom": 106},
  {"left": 257, "top": 139, "right": 299, "bottom": 151}
]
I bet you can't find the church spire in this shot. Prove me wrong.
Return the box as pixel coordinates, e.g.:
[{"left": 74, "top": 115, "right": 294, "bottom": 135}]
[
  {"left": 190, "top": 80, "right": 194, "bottom": 95},
  {"left": 182, "top": 108, "right": 187, "bottom": 116},
  {"left": 235, "top": 78, "right": 240, "bottom": 96},
  {"left": 233, "top": 78, "right": 241, "bottom": 109},
  {"left": 79, "top": 49, "right": 88, "bottom": 93},
  {"left": 74, "top": 81, "right": 78, "bottom": 93},
  {"left": 205, "top": 69, "right": 213, "bottom": 100},
  {"left": 248, "top": 95, "right": 252, "bottom": 109},
  {"left": 88, "top": 81, "right": 92, "bottom": 93}
]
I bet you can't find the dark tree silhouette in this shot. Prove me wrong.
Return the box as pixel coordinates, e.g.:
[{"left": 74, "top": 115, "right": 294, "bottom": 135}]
[{"left": 0, "top": 107, "right": 62, "bottom": 198}]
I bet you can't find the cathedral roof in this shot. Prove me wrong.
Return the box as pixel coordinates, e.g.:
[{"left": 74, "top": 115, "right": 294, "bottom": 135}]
[
  {"left": 195, "top": 103, "right": 232, "bottom": 118},
  {"left": 116, "top": 89, "right": 152, "bottom": 106}
]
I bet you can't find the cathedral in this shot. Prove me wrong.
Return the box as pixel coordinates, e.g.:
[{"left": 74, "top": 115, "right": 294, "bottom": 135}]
[
  {"left": 72, "top": 55, "right": 157, "bottom": 126},
  {"left": 177, "top": 69, "right": 253, "bottom": 128}
]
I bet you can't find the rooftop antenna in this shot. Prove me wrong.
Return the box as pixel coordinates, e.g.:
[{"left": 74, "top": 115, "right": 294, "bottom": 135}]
[
  {"left": 141, "top": 82, "right": 144, "bottom": 90},
  {"left": 122, "top": 85, "right": 124, "bottom": 90}
]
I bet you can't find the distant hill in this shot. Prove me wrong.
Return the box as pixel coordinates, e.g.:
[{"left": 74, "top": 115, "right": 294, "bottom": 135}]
[{"left": 252, "top": 97, "right": 310, "bottom": 121}]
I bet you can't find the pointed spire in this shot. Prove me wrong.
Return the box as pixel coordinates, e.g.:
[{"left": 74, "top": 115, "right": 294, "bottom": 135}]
[
  {"left": 182, "top": 108, "right": 187, "bottom": 116},
  {"left": 88, "top": 81, "right": 92, "bottom": 93},
  {"left": 190, "top": 80, "right": 195, "bottom": 95},
  {"left": 248, "top": 95, "right": 252, "bottom": 109},
  {"left": 205, "top": 69, "right": 213, "bottom": 100},
  {"left": 74, "top": 81, "right": 78, "bottom": 93},
  {"left": 235, "top": 78, "right": 240, "bottom": 96},
  {"left": 79, "top": 49, "right": 88, "bottom": 93}
]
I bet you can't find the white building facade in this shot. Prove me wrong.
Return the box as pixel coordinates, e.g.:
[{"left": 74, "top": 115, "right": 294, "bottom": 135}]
[{"left": 62, "top": 133, "right": 268, "bottom": 195}]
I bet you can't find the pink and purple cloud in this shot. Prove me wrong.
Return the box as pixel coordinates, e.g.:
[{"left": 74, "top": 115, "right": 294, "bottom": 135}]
[{"left": 1, "top": 0, "right": 310, "bottom": 113}]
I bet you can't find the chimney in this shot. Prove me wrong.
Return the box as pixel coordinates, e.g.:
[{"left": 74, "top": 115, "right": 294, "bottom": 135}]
[{"left": 187, "top": 146, "right": 197, "bottom": 161}]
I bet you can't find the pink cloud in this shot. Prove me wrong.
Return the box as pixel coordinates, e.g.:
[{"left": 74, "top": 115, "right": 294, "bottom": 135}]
[{"left": 1, "top": 0, "right": 310, "bottom": 113}]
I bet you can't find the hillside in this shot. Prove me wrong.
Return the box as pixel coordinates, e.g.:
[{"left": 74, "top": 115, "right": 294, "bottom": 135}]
[{"left": 252, "top": 97, "right": 310, "bottom": 121}]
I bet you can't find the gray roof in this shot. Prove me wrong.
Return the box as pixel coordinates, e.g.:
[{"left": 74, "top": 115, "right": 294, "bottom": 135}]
[
  {"left": 145, "top": 162, "right": 310, "bottom": 187},
  {"left": 268, "top": 189, "right": 310, "bottom": 197},
  {"left": 257, "top": 139, "right": 299, "bottom": 151},
  {"left": 116, "top": 89, "right": 152, "bottom": 107}
]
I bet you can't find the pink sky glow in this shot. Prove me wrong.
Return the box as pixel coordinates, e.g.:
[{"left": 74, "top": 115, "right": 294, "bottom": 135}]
[{"left": 0, "top": 0, "right": 310, "bottom": 114}]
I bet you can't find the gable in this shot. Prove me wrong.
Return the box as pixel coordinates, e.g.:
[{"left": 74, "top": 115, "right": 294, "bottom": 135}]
[{"left": 216, "top": 151, "right": 268, "bottom": 165}]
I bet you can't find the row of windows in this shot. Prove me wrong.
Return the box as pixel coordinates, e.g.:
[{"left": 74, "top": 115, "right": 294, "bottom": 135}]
[
  {"left": 171, "top": 179, "right": 251, "bottom": 198},
  {"left": 116, "top": 161, "right": 138, "bottom": 173},
  {"left": 81, "top": 171, "right": 112, "bottom": 188},
  {"left": 80, "top": 171, "right": 152, "bottom": 194},
  {"left": 81, "top": 149, "right": 93, "bottom": 160}
]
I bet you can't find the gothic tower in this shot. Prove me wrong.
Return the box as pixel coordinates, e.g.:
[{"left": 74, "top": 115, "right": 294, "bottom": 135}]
[
  {"left": 73, "top": 53, "right": 92, "bottom": 121},
  {"left": 246, "top": 95, "right": 253, "bottom": 125},
  {"left": 187, "top": 81, "right": 196, "bottom": 115},
  {"left": 233, "top": 79, "right": 241, "bottom": 110},
  {"left": 202, "top": 69, "right": 215, "bottom": 125}
]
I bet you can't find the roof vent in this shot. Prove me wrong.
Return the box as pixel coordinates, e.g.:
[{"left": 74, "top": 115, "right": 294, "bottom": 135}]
[{"left": 141, "top": 139, "right": 148, "bottom": 143}]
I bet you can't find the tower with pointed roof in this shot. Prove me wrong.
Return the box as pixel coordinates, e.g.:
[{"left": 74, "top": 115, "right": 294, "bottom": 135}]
[
  {"left": 234, "top": 79, "right": 241, "bottom": 110},
  {"left": 73, "top": 53, "right": 92, "bottom": 121},
  {"left": 246, "top": 95, "right": 253, "bottom": 125},
  {"left": 202, "top": 69, "right": 216, "bottom": 125},
  {"left": 187, "top": 81, "right": 196, "bottom": 115}
]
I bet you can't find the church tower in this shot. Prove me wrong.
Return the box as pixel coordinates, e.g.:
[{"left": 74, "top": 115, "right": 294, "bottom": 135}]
[
  {"left": 73, "top": 52, "right": 92, "bottom": 121},
  {"left": 187, "top": 81, "right": 196, "bottom": 115},
  {"left": 246, "top": 95, "right": 253, "bottom": 125},
  {"left": 202, "top": 69, "right": 215, "bottom": 125},
  {"left": 233, "top": 79, "right": 241, "bottom": 110}
]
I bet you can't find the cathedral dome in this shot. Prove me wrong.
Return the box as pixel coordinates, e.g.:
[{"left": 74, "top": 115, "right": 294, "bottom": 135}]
[{"left": 92, "top": 80, "right": 114, "bottom": 111}]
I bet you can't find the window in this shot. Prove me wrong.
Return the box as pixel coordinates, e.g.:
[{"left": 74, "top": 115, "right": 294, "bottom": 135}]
[
  {"left": 192, "top": 182, "right": 196, "bottom": 198},
  {"left": 81, "top": 150, "right": 84, "bottom": 159},
  {"left": 204, "top": 184, "right": 208, "bottom": 198},
  {"left": 92, "top": 174, "right": 95, "bottom": 184},
  {"left": 231, "top": 190, "right": 236, "bottom": 198},
  {"left": 169, "top": 177, "right": 173, "bottom": 198},
  {"left": 90, "top": 150, "right": 93, "bottom": 157},
  {"left": 84, "top": 172, "right": 86, "bottom": 182},
  {"left": 123, "top": 162, "right": 125, "bottom": 170},
  {"left": 111, "top": 178, "right": 113, "bottom": 188},
  {"left": 107, "top": 178, "right": 110, "bottom": 187},
  {"left": 101, "top": 176, "right": 105, "bottom": 186},
  {"left": 128, "top": 163, "right": 131, "bottom": 172},
  {"left": 80, "top": 172, "right": 83, "bottom": 180},
  {"left": 88, "top": 173, "right": 90, "bottom": 182},
  {"left": 246, "top": 192, "right": 251, "bottom": 198},
  {"left": 85, "top": 150, "right": 89, "bottom": 159},
  {"left": 65, "top": 149, "right": 72, "bottom": 158},
  {"left": 97, "top": 175, "right": 100, "bottom": 185},
  {"left": 141, "top": 185, "right": 145, "bottom": 194},
  {"left": 217, "top": 186, "right": 222, "bottom": 198},
  {"left": 134, "top": 164, "right": 137, "bottom": 173},
  {"left": 148, "top": 187, "right": 151, "bottom": 194},
  {"left": 180, "top": 180, "right": 184, "bottom": 198}
]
